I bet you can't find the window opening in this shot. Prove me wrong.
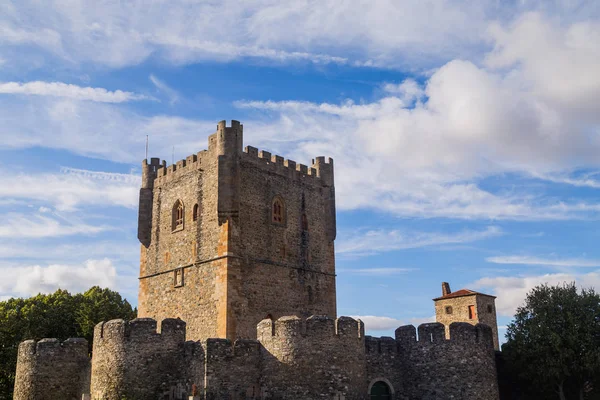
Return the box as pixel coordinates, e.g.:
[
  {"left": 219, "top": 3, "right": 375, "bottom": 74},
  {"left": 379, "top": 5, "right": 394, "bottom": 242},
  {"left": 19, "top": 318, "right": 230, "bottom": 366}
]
[
  {"left": 172, "top": 200, "right": 184, "bottom": 231},
  {"left": 193, "top": 204, "right": 199, "bottom": 222},
  {"left": 301, "top": 213, "right": 308, "bottom": 231},
  {"left": 272, "top": 197, "right": 284, "bottom": 224},
  {"left": 468, "top": 305, "right": 476, "bottom": 320},
  {"left": 174, "top": 268, "right": 184, "bottom": 287},
  {"left": 445, "top": 306, "right": 453, "bottom": 314}
]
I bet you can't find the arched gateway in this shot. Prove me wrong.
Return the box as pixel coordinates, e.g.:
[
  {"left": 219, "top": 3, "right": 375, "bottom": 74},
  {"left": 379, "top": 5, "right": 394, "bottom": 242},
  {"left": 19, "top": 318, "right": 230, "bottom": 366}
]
[{"left": 369, "top": 380, "right": 392, "bottom": 400}]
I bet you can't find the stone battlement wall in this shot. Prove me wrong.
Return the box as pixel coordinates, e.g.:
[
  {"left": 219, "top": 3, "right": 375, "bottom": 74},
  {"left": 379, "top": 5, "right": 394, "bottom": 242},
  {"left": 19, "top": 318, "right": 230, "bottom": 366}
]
[
  {"left": 366, "top": 322, "right": 499, "bottom": 400},
  {"left": 204, "top": 338, "right": 262, "bottom": 399},
  {"left": 13, "top": 338, "right": 90, "bottom": 400},
  {"left": 257, "top": 316, "right": 366, "bottom": 400},
  {"left": 242, "top": 147, "right": 334, "bottom": 187},
  {"left": 90, "top": 318, "right": 196, "bottom": 400}
]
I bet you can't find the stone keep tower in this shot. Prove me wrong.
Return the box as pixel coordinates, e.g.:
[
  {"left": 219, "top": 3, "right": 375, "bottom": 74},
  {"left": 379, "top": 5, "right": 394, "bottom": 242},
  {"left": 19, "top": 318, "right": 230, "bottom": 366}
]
[
  {"left": 137, "top": 120, "right": 337, "bottom": 341},
  {"left": 433, "top": 282, "right": 500, "bottom": 350}
]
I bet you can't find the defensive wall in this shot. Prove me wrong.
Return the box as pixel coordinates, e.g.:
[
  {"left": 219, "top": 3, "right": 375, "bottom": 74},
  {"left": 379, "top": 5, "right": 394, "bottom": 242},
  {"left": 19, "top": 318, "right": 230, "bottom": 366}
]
[
  {"left": 13, "top": 337, "right": 90, "bottom": 400},
  {"left": 90, "top": 317, "right": 196, "bottom": 400},
  {"left": 366, "top": 321, "right": 500, "bottom": 400},
  {"left": 14, "top": 316, "right": 499, "bottom": 400}
]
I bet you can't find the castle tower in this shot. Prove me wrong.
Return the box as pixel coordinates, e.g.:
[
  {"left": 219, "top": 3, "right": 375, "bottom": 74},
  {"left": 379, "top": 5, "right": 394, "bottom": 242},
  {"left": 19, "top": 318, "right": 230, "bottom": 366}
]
[
  {"left": 433, "top": 282, "right": 499, "bottom": 350},
  {"left": 137, "top": 120, "right": 337, "bottom": 341}
]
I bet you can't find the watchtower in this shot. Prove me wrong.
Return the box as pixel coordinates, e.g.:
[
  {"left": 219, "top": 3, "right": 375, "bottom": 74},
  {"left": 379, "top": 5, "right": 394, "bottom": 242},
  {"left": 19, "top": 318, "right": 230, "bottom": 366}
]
[
  {"left": 137, "top": 120, "right": 337, "bottom": 341},
  {"left": 433, "top": 282, "right": 499, "bottom": 350}
]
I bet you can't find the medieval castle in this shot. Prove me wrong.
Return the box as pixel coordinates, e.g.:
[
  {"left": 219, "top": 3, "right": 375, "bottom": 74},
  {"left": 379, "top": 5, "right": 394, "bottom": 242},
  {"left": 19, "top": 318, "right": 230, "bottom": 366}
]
[{"left": 13, "top": 121, "right": 501, "bottom": 400}]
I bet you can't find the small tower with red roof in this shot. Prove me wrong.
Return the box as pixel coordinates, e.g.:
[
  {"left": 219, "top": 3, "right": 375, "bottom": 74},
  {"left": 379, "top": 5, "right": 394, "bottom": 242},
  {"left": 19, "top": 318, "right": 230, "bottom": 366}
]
[{"left": 434, "top": 282, "right": 499, "bottom": 350}]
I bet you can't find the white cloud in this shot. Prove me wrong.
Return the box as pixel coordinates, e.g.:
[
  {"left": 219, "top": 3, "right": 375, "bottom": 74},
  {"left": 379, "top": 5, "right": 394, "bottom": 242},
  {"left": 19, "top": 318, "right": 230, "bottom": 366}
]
[
  {"left": 0, "top": 81, "right": 151, "bottom": 102},
  {"left": 1, "top": 1, "right": 597, "bottom": 69},
  {"left": 486, "top": 255, "right": 600, "bottom": 268},
  {"left": 0, "top": 12, "right": 598, "bottom": 222},
  {"left": 472, "top": 272, "right": 600, "bottom": 316},
  {"left": 0, "top": 168, "right": 139, "bottom": 211},
  {"left": 337, "top": 226, "right": 502, "bottom": 257},
  {"left": 0, "top": 213, "right": 108, "bottom": 238},
  {"left": 0, "top": 258, "right": 118, "bottom": 298},
  {"left": 351, "top": 315, "right": 404, "bottom": 332},
  {"left": 0, "top": 240, "right": 138, "bottom": 264},
  {"left": 233, "top": 16, "right": 600, "bottom": 220},
  {"left": 0, "top": 96, "right": 212, "bottom": 162}
]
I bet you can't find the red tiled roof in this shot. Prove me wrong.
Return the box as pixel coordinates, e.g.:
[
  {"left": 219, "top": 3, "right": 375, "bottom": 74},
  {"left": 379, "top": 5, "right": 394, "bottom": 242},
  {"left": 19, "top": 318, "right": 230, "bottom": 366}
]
[{"left": 433, "top": 288, "right": 496, "bottom": 301}]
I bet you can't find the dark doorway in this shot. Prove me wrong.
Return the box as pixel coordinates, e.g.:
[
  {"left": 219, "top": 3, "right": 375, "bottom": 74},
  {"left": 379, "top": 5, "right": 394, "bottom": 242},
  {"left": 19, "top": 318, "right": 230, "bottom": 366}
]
[{"left": 370, "top": 381, "right": 391, "bottom": 400}]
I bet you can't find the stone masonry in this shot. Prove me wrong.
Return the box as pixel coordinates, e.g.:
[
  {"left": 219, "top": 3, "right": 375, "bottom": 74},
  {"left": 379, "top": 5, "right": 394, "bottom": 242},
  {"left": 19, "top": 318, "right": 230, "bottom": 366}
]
[
  {"left": 434, "top": 282, "right": 500, "bottom": 350},
  {"left": 14, "top": 121, "right": 501, "bottom": 400}
]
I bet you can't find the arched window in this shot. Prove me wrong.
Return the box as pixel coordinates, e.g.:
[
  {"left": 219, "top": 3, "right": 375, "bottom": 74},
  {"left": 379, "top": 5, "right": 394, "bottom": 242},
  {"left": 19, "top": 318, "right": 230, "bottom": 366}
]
[
  {"left": 272, "top": 197, "right": 285, "bottom": 224},
  {"left": 301, "top": 213, "right": 308, "bottom": 231},
  {"left": 172, "top": 200, "right": 184, "bottom": 231},
  {"left": 193, "top": 203, "right": 199, "bottom": 222}
]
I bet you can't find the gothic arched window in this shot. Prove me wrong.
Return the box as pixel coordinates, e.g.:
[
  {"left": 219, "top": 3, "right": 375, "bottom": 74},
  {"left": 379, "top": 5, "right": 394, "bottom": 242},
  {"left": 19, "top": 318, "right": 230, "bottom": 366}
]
[
  {"left": 272, "top": 197, "right": 285, "bottom": 224},
  {"left": 172, "top": 200, "right": 184, "bottom": 231}
]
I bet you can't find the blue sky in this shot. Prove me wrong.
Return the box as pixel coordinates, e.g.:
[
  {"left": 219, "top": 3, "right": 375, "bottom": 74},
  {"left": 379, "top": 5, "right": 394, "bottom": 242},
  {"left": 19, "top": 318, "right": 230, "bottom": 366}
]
[{"left": 1, "top": 1, "right": 600, "bottom": 342}]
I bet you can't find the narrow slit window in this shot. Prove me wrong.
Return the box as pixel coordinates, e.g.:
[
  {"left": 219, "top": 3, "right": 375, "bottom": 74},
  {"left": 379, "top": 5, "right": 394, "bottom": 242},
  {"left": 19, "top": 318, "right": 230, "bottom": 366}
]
[
  {"left": 174, "top": 268, "right": 184, "bottom": 287},
  {"left": 272, "top": 197, "right": 284, "bottom": 224},
  {"left": 193, "top": 204, "right": 199, "bottom": 222},
  {"left": 301, "top": 213, "right": 308, "bottom": 231}
]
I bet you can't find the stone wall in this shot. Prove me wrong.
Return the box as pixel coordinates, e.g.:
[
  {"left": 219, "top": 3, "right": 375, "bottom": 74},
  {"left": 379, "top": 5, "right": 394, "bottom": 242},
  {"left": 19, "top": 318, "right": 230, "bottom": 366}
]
[
  {"left": 435, "top": 294, "right": 500, "bottom": 350},
  {"left": 13, "top": 338, "right": 90, "bottom": 400},
  {"left": 203, "top": 338, "right": 262, "bottom": 399},
  {"left": 365, "top": 322, "right": 500, "bottom": 400},
  {"left": 90, "top": 318, "right": 196, "bottom": 400},
  {"left": 258, "top": 315, "right": 366, "bottom": 400}
]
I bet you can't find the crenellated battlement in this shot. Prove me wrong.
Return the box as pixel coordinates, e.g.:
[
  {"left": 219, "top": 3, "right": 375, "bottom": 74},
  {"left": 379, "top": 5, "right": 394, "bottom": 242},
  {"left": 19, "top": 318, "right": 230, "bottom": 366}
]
[
  {"left": 242, "top": 146, "right": 334, "bottom": 187},
  {"left": 148, "top": 151, "right": 208, "bottom": 188},
  {"left": 18, "top": 337, "right": 88, "bottom": 356},
  {"left": 142, "top": 119, "right": 334, "bottom": 188},
  {"left": 257, "top": 315, "right": 364, "bottom": 341},
  {"left": 94, "top": 317, "right": 186, "bottom": 343},
  {"left": 365, "top": 322, "right": 494, "bottom": 355}
]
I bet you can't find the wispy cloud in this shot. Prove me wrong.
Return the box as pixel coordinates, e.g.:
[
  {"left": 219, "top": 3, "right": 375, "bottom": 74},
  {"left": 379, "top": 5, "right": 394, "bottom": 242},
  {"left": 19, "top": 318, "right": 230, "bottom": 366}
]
[
  {"left": 337, "top": 226, "right": 502, "bottom": 257},
  {"left": 0, "top": 168, "right": 139, "bottom": 211},
  {"left": 486, "top": 255, "right": 600, "bottom": 268},
  {"left": 530, "top": 172, "right": 600, "bottom": 189},
  {"left": 0, "top": 213, "right": 109, "bottom": 238},
  {"left": 149, "top": 74, "right": 180, "bottom": 105},
  {"left": 0, "top": 81, "right": 152, "bottom": 102}
]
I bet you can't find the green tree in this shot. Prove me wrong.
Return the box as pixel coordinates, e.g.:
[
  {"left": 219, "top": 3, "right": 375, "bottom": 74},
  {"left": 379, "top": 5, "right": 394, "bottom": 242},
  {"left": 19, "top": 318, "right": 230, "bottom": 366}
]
[
  {"left": 504, "top": 282, "right": 600, "bottom": 400},
  {"left": 0, "top": 287, "right": 136, "bottom": 400}
]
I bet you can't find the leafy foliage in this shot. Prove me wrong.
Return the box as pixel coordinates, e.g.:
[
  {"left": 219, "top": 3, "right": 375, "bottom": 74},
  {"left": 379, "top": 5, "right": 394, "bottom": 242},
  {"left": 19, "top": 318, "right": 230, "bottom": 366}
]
[
  {"left": 0, "top": 287, "right": 136, "bottom": 400},
  {"left": 503, "top": 282, "right": 600, "bottom": 400}
]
